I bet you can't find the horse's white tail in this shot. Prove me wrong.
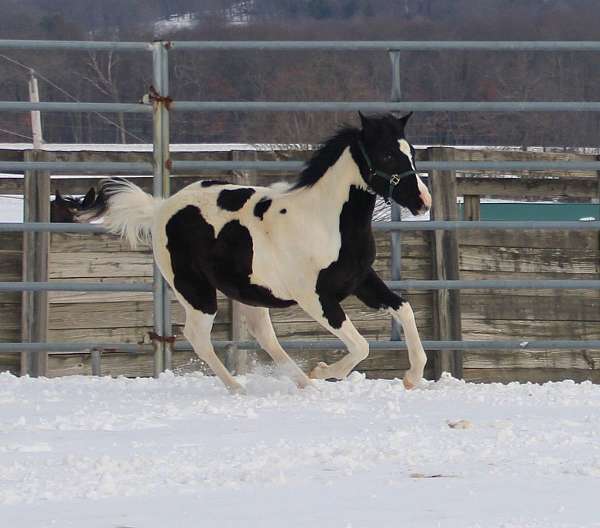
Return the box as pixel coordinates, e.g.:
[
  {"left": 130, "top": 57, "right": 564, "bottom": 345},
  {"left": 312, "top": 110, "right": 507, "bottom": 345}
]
[{"left": 77, "top": 178, "right": 163, "bottom": 249}]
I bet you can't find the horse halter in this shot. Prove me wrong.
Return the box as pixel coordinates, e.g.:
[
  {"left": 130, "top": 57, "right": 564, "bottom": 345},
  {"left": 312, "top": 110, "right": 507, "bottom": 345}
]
[{"left": 357, "top": 141, "right": 417, "bottom": 204}]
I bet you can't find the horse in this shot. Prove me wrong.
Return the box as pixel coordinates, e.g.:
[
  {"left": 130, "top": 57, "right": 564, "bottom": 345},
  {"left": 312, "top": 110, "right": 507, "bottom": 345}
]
[
  {"left": 51, "top": 188, "right": 96, "bottom": 222},
  {"left": 78, "top": 112, "right": 431, "bottom": 393}
]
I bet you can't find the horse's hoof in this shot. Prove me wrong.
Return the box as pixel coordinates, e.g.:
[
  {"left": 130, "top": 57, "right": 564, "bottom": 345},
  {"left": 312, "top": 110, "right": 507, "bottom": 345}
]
[
  {"left": 229, "top": 384, "right": 246, "bottom": 395},
  {"left": 403, "top": 377, "right": 415, "bottom": 390},
  {"left": 295, "top": 374, "right": 314, "bottom": 389},
  {"left": 309, "top": 361, "right": 330, "bottom": 379}
]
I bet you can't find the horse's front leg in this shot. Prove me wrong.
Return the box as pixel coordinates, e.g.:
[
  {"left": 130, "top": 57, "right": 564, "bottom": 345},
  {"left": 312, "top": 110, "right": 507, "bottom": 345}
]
[
  {"left": 354, "top": 268, "right": 427, "bottom": 389},
  {"left": 297, "top": 296, "right": 369, "bottom": 381}
]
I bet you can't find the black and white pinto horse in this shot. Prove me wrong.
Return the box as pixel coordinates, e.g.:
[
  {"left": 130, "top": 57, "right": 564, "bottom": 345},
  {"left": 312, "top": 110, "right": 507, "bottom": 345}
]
[{"left": 80, "top": 112, "right": 431, "bottom": 393}]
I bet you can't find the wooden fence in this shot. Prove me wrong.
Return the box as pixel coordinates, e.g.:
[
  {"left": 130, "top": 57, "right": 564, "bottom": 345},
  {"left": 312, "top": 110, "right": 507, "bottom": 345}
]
[{"left": 1, "top": 145, "right": 599, "bottom": 382}]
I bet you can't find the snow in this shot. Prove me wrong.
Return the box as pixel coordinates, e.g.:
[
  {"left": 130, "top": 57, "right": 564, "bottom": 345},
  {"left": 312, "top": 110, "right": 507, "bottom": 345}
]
[
  {"left": 0, "top": 142, "right": 313, "bottom": 152},
  {"left": 154, "top": 13, "right": 198, "bottom": 37},
  {"left": 1, "top": 371, "right": 599, "bottom": 527},
  {"left": 0, "top": 196, "right": 22, "bottom": 222}
]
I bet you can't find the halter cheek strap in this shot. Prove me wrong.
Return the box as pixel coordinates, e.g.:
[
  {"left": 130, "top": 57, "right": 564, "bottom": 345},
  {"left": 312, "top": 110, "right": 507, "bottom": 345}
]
[{"left": 358, "top": 141, "right": 417, "bottom": 204}]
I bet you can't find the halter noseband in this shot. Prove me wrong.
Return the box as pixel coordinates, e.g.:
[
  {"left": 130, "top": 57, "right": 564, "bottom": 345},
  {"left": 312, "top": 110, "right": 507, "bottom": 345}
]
[{"left": 358, "top": 141, "right": 417, "bottom": 204}]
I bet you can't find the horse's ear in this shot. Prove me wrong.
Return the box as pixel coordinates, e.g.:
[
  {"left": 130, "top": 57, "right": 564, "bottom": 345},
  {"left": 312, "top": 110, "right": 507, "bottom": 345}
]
[
  {"left": 358, "top": 111, "right": 378, "bottom": 139},
  {"left": 82, "top": 187, "right": 96, "bottom": 208},
  {"left": 397, "top": 111, "right": 413, "bottom": 129},
  {"left": 358, "top": 111, "right": 368, "bottom": 128}
]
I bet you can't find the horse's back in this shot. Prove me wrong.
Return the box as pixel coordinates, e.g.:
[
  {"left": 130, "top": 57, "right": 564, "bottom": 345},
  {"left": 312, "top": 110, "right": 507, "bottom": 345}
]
[{"left": 152, "top": 181, "right": 297, "bottom": 309}]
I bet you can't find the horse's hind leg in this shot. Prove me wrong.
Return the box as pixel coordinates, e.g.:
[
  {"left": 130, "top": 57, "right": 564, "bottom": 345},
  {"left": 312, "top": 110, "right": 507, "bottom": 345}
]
[
  {"left": 171, "top": 274, "right": 244, "bottom": 393},
  {"left": 239, "top": 305, "right": 312, "bottom": 388},
  {"left": 182, "top": 306, "right": 244, "bottom": 394}
]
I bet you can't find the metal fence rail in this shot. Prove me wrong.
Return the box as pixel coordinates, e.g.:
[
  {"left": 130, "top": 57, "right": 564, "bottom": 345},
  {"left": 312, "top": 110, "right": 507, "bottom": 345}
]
[
  {"left": 2, "top": 220, "right": 600, "bottom": 234},
  {"left": 0, "top": 282, "right": 152, "bottom": 292},
  {"left": 3, "top": 39, "right": 600, "bottom": 51},
  {"left": 1, "top": 39, "right": 599, "bottom": 378},
  {"left": 3, "top": 160, "right": 600, "bottom": 174},
  {"left": 4, "top": 100, "right": 600, "bottom": 114},
  {"left": 2, "top": 339, "right": 600, "bottom": 354}
]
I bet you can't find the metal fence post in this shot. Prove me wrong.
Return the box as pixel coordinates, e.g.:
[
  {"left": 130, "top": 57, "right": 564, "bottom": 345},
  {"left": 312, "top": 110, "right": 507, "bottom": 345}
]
[
  {"left": 389, "top": 51, "right": 403, "bottom": 343},
  {"left": 151, "top": 40, "right": 172, "bottom": 376},
  {"left": 428, "top": 147, "right": 463, "bottom": 380}
]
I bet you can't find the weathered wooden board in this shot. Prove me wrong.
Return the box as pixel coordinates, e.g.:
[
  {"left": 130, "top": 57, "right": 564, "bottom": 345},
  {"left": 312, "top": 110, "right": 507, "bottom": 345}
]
[
  {"left": 0, "top": 233, "right": 23, "bottom": 251},
  {"left": 464, "top": 349, "right": 600, "bottom": 370},
  {"left": 457, "top": 177, "right": 598, "bottom": 201},
  {"left": 49, "top": 252, "right": 154, "bottom": 278},
  {"left": 460, "top": 246, "right": 599, "bottom": 275},
  {"left": 460, "top": 292, "right": 600, "bottom": 322},
  {"left": 0, "top": 355, "right": 19, "bottom": 374},
  {"left": 459, "top": 230, "right": 599, "bottom": 251},
  {"left": 0, "top": 251, "right": 22, "bottom": 280},
  {"left": 464, "top": 368, "right": 600, "bottom": 384},
  {"left": 0, "top": 304, "right": 21, "bottom": 330},
  {"left": 462, "top": 319, "right": 600, "bottom": 340}
]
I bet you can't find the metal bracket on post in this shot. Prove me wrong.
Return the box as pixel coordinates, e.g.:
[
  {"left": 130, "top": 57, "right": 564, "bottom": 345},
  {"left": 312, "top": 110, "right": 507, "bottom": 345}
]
[
  {"left": 150, "top": 41, "right": 172, "bottom": 376},
  {"left": 388, "top": 50, "right": 403, "bottom": 343}
]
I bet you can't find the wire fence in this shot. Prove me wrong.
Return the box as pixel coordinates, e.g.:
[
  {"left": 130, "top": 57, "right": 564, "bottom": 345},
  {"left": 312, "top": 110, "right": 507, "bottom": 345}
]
[{"left": 0, "top": 39, "right": 599, "bottom": 379}]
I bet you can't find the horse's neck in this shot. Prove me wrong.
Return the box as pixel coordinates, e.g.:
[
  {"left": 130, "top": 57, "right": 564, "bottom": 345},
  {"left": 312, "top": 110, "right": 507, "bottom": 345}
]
[{"left": 295, "top": 146, "right": 374, "bottom": 227}]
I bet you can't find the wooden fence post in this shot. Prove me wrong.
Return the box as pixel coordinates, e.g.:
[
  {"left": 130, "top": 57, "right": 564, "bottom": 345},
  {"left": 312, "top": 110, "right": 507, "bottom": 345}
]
[
  {"left": 427, "top": 147, "right": 463, "bottom": 380},
  {"left": 21, "top": 149, "right": 50, "bottom": 377},
  {"left": 463, "top": 195, "right": 481, "bottom": 221}
]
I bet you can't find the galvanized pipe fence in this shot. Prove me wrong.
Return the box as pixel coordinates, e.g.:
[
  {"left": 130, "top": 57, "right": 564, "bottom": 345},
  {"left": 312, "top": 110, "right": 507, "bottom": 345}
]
[{"left": 0, "top": 39, "right": 599, "bottom": 379}]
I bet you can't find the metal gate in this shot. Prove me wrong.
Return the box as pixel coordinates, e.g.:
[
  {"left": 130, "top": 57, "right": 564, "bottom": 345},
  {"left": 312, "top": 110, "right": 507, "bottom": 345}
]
[{"left": 0, "top": 39, "right": 599, "bottom": 378}]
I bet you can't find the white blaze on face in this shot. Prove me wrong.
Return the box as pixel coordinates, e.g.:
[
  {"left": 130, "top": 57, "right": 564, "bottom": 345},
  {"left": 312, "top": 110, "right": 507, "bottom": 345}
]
[{"left": 398, "top": 139, "right": 431, "bottom": 211}]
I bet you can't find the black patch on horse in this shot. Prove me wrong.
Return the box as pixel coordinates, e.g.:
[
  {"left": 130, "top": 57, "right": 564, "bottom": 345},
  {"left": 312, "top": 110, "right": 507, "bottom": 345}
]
[
  {"left": 354, "top": 268, "right": 403, "bottom": 311},
  {"left": 315, "top": 185, "right": 377, "bottom": 328},
  {"left": 217, "top": 188, "right": 256, "bottom": 211},
  {"left": 166, "top": 205, "right": 295, "bottom": 312},
  {"left": 166, "top": 205, "right": 218, "bottom": 314},
  {"left": 280, "top": 208, "right": 287, "bottom": 214},
  {"left": 253, "top": 198, "right": 272, "bottom": 220},
  {"left": 201, "top": 179, "right": 226, "bottom": 187}
]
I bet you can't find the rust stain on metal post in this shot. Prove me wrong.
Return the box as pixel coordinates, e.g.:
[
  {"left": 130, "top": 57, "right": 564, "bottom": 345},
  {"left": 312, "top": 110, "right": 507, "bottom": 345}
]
[
  {"left": 148, "top": 331, "right": 176, "bottom": 345},
  {"left": 148, "top": 85, "right": 173, "bottom": 110}
]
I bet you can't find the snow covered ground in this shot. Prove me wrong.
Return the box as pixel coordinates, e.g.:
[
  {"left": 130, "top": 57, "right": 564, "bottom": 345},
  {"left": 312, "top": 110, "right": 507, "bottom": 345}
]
[{"left": 1, "top": 371, "right": 599, "bottom": 527}]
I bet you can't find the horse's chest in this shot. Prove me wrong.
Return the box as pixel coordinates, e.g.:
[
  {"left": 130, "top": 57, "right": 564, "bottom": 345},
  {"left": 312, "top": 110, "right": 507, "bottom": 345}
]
[{"left": 316, "top": 228, "right": 375, "bottom": 300}]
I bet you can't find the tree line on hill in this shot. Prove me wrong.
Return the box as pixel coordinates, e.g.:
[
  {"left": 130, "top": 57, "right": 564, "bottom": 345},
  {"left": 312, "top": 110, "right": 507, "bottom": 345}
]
[{"left": 0, "top": 0, "right": 599, "bottom": 147}]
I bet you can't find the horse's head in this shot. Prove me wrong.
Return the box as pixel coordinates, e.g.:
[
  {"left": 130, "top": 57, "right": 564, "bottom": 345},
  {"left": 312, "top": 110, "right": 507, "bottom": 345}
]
[
  {"left": 357, "top": 112, "right": 431, "bottom": 216},
  {"left": 51, "top": 188, "right": 96, "bottom": 223}
]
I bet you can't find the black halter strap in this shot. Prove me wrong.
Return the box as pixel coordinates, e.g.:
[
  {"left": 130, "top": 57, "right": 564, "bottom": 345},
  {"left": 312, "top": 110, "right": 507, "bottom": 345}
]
[{"left": 357, "top": 141, "right": 417, "bottom": 203}]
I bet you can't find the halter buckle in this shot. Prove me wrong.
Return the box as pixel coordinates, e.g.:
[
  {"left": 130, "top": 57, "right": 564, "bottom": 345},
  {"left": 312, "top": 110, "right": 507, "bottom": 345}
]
[{"left": 390, "top": 174, "right": 401, "bottom": 186}]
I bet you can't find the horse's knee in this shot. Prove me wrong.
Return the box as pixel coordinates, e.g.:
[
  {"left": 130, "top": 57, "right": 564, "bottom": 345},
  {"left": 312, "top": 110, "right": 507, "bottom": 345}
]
[
  {"left": 394, "top": 301, "right": 415, "bottom": 324},
  {"left": 183, "top": 311, "right": 214, "bottom": 345}
]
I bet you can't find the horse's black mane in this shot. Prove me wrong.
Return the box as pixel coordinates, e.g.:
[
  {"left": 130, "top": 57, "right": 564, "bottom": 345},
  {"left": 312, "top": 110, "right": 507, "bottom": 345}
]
[{"left": 291, "top": 126, "right": 361, "bottom": 190}]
